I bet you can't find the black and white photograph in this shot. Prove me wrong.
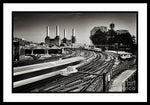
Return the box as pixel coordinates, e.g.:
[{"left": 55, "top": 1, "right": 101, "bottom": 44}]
[
  {"left": 12, "top": 12, "right": 138, "bottom": 93},
  {"left": 3, "top": 3, "right": 147, "bottom": 102}
]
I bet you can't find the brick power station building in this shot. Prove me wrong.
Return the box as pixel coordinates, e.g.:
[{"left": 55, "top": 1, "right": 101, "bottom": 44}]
[{"left": 45, "top": 26, "right": 76, "bottom": 47}]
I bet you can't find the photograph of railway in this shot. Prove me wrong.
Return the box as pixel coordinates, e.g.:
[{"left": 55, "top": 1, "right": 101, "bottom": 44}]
[{"left": 12, "top": 12, "right": 138, "bottom": 93}]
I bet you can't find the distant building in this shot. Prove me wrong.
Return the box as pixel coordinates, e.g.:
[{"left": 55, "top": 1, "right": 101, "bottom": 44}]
[
  {"left": 108, "top": 23, "right": 116, "bottom": 38},
  {"left": 45, "top": 26, "right": 76, "bottom": 47},
  {"left": 116, "top": 30, "right": 129, "bottom": 35},
  {"left": 91, "top": 26, "right": 107, "bottom": 36},
  {"left": 110, "top": 22, "right": 115, "bottom": 30},
  {"left": 45, "top": 26, "right": 61, "bottom": 47},
  {"left": 13, "top": 37, "right": 40, "bottom": 61},
  {"left": 99, "top": 26, "right": 108, "bottom": 32},
  {"left": 90, "top": 23, "right": 134, "bottom": 47},
  {"left": 91, "top": 23, "right": 129, "bottom": 38},
  {"left": 61, "top": 28, "right": 76, "bottom": 46}
]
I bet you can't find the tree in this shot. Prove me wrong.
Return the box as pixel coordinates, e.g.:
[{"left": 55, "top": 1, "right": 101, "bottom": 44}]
[
  {"left": 90, "top": 29, "right": 107, "bottom": 45},
  {"left": 108, "top": 37, "right": 115, "bottom": 45},
  {"left": 118, "top": 32, "right": 134, "bottom": 46}
]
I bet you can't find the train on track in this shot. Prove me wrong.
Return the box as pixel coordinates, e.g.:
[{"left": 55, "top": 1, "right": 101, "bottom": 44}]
[
  {"left": 118, "top": 51, "right": 133, "bottom": 60},
  {"left": 84, "top": 46, "right": 102, "bottom": 52},
  {"left": 105, "top": 50, "right": 133, "bottom": 60}
]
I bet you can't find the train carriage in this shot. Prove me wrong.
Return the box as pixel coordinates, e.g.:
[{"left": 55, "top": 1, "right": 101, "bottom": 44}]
[{"left": 118, "top": 51, "right": 133, "bottom": 60}]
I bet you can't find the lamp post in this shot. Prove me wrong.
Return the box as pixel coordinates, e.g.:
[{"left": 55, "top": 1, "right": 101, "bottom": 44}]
[
  {"left": 115, "top": 43, "right": 119, "bottom": 62},
  {"left": 103, "top": 73, "right": 106, "bottom": 92}
]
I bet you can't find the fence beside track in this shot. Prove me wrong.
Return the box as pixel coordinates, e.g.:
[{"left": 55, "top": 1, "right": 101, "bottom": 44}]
[
  {"left": 96, "top": 59, "right": 136, "bottom": 92},
  {"left": 80, "top": 53, "right": 136, "bottom": 92}
]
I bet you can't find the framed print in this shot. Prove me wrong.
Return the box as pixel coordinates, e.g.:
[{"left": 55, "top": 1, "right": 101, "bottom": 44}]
[{"left": 3, "top": 3, "right": 147, "bottom": 102}]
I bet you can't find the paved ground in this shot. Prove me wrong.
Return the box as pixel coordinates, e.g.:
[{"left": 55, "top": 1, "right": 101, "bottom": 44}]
[{"left": 108, "top": 69, "right": 136, "bottom": 92}]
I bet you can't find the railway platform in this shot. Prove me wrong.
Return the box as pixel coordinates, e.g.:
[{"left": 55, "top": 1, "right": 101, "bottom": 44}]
[{"left": 108, "top": 69, "right": 136, "bottom": 92}]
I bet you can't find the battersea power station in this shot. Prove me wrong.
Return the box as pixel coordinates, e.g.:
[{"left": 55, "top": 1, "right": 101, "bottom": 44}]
[{"left": 45, "top": 26, "right": 76, "bottom": 47}]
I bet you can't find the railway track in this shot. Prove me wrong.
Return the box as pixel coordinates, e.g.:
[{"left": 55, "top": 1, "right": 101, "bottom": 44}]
[
  {"left": 31, "top": 51, "right": 116, "bottom": 92},
  {"left": 29, "top": 51, "right": 101, "bottom": 92},
  {"left": 13, "top": 50, "right": 95, "bottom": 92}
]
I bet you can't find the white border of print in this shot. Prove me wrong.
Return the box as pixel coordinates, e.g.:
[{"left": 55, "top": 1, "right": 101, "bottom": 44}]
[{"left": 3, "top": 3, "right": 147, "bottom": 102}]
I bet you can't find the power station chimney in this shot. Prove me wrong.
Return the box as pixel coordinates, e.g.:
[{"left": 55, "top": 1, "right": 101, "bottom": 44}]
[
  {"left": 71, "top": 28, "right": 76, "bottom": 43},
  {"left": 56, "top": 25, "right": 59, "bottom": 36},
  {"left": 72, "top": 28, "right": 75, "bottom": 36},
  {"left": 64, "top": 29, "right": 66, "bottom": 38},
  {"left": 47, "top": 26, "right": 49, "bottom": 37}
]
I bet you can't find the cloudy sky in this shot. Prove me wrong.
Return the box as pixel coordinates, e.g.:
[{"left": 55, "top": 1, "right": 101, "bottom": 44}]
[{"left": 13, "top": 12, "right": 137, "bottom": 45}]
